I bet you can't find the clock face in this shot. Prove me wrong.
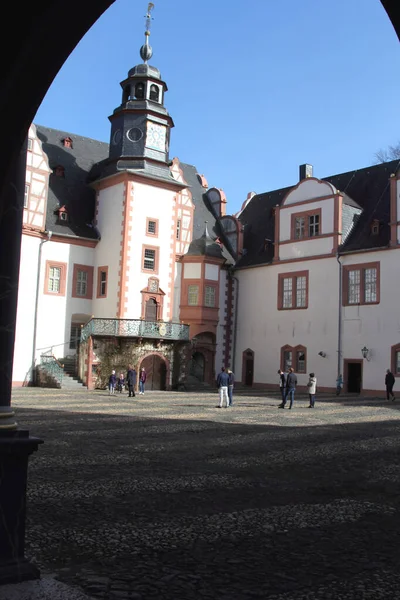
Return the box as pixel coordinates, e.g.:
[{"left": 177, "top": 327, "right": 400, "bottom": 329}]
[
  {"left": 112, "top": 129, "right": 122, "bottom": 145},
  {"left": 146, "top": 122, "right": 166, "bottom": 152},
  {"left": 127, "top": 127, "right": 143, "bottom": 143}
]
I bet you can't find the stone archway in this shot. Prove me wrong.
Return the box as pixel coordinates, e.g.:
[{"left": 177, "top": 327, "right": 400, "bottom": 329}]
[{"left": 140, "top": 353, "right": 167, "bottom": 391}]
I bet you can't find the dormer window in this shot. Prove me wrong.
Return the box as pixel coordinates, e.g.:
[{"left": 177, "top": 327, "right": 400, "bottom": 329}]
[
  {"left": 291, "top": 209, "right": 321, "bottom": 240},
  {"left": 58, "top": 206, "right": 68, "bottom": 222},
  {"left": 371, "top": 220, "right": 380, "bottom": 235},
  {"left": 149, "top": 84, "right": 159, "bottom": 102},
  {"left": 62, "top": 137, "right": 73, "bottom": 149},
  {"left": 135, "top": 82, "right": 145, "bottom": 100},
  {"left": 27, "top": 138, "right": 33, "bottom": 151},
  {"left": 54, "top": 165, "right": 65, "bottom": 178}
]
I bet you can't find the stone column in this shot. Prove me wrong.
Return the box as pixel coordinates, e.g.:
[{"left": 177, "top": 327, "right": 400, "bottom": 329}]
[{"left": 0, "top": 141, "right": 43, "bottom": 584}]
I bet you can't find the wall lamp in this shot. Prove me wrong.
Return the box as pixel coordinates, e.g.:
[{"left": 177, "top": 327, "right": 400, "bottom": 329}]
[
  {"left": 318, "top": 351, "right": 327, "bottom": 358},
  {"left": 361, "top": 346, "right": 370, "bottom": 361}
]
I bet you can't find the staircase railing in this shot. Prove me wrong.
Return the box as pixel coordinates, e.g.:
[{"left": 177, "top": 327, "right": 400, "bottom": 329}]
[{"left": 40, "top": 354, "right": 64, "bottom": 386}]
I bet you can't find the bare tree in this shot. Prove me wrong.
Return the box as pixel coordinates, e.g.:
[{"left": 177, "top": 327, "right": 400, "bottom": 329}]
[{"left": 375, "top": 141, "right": 400, "bottom": 163}]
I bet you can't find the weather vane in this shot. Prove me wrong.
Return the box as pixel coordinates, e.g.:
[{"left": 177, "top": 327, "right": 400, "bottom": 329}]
[{"left": 140, "top": 3, "right": 155, "bottom": 63}]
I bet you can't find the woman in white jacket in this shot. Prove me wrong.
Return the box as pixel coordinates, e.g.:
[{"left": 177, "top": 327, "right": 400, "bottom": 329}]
[{"left": 307, "top": 373, "right": 317, "bottom": 408}]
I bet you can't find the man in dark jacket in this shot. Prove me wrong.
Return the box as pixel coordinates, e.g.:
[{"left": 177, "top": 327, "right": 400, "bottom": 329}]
[
  {"left": 216, "top": 367, "right": 230, "bottom": 408},
  {"left": 385, "top": 369, "right": 395, "bottom": 401},
  {"left": 126, "top": 365, "right": 137, "bottom": 397},
  {"left": 279, "top": 367, "right": 297, "bottom": 409}
]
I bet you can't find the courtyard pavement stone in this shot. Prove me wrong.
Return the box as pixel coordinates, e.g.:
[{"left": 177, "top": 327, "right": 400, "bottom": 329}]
[{"left": 9, "top": 387, "right": 400, "bottom": 599}]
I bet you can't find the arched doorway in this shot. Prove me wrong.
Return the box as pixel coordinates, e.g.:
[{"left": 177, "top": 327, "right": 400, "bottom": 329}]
[
  {"left": 140, "top": 354, "right": 167, "bottom": 390},
  {"left": 190, "top": 351, "right": 205, "bottom": 382},
  {"left": 242, "top": 349, "right": 254, "bottom": 386}
]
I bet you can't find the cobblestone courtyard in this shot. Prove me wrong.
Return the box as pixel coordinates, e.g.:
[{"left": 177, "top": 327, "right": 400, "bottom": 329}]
[{"left": 10, "top": 387, "right": 400, "bottom": 599}]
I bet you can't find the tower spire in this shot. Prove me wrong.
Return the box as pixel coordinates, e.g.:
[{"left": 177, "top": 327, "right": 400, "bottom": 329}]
[{"left": 140, "top": 2, "right": 154, "bottom": 64}]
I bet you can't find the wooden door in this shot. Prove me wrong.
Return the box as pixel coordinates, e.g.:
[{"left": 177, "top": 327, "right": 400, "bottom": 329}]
[{"left": 141, "top": 354, "right": 166, "bottom": 390}]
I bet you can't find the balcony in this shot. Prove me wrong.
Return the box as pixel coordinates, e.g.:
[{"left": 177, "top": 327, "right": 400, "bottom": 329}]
[{"left": 80, "top": 318, "right": 190, "bottom": 343}]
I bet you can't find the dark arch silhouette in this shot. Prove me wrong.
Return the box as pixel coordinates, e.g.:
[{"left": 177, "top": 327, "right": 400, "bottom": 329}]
[{"left": 0, "top": 0, "right": 398, "bottom": 585}]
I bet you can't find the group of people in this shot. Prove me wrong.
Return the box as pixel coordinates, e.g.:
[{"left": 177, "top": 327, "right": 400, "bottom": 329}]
[
  {"left": 277, "top": 367, "right": 317, "bottom": 409},
  {"left": 108, "top": 366, "right": 147, "bottom": 397}
]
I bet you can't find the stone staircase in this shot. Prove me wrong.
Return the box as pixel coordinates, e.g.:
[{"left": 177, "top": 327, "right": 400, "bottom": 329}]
[{"left": 60, "top": 357, "right": 86, "bottom": 390}]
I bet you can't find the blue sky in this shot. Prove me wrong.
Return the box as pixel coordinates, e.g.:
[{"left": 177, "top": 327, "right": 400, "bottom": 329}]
[{"left": 34, "top": 0, "right": 399, "bottom": 214}]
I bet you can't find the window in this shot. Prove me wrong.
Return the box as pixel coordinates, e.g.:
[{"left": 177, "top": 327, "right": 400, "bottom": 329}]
[
  {"left": 27, "top": 138, "right": 33, "bottom": 151},
  {"left": 24, "top": 184, "right": 29, "bottom": 208},
  {"left": 149, "top": 84, "right": 160, "bottom": 102},
  {"left": 176, "top": 219, "right": 181, "bottom": 240},
  {"left": 371, "top": 220, "right": 379, "bottom": 235},
  {"left": 204, "top": 285, "right": 216, "bottom": 307},
  {"left": 97, "top": 266, "right": 108, "bottom": 298},
  {"left": 72, "top": 265, "right": 93, "bottom": 299},
  {"left": 69, "top": 323, "right": 81, "bottom": 349},
  {"left": 278, "top": 271, "right": 309, "bottom": 310},
  {"left": 281, "top": 345, "right": 307, "bottom": 373},
  {"left": 144, "top": 249, "right": 155, "bottom": 270},
  {"left": 188, "top": 285, "right": 199, "bottom": 305},
  {"left": 343, "top": 262, "right": 380, "bottom": 306},
  {"left": 44, "top": 261, "right": 67, "bottom": 296},
  {"left": 63, "top": 137, "right": 73, "bottom": 149},
  {"left": 392, "top": 344, "right": 400, "bottom": 377},
  {"left": 146, "top": 218, "right": 158, "bottom": 237},
  {"left": 291, "top": 209, "right": 321, "bottom": 240},
  {"left": 142, "top": 246, "right": 159, "bottom": 273},
  {"left": 60, "top": 212, "right": 68, "bottom": 222}
]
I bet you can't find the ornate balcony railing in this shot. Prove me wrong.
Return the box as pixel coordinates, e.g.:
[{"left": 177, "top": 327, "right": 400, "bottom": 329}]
[
  {"left": 40, "top": 354, "right": 64, "bottom": 385},
  {"left": 80, "top": 318, "right": 190, "bottom": 343}
]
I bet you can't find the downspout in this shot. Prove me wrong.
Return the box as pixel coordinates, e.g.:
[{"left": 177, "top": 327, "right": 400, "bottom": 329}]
[
  {"left": 336, "top": 252, "right": 342, "bottom": 379},
  {"left": 230, "top": 270, "right": 239, "bottom": 373},
  {"left": 31, "top": 230, "right": 52, "bottom": 383}
]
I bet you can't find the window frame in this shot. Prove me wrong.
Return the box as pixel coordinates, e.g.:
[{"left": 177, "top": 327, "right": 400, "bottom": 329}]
[
  {"left": 72, "top": 264, "right": 93, "bottom": 300},
  {"left": 291, "top": 209, "right": 322, "bottom": 241},
  {"left": 188, "top": 284, "right": 199, "bottom": 306},
  {"left": 27, "top": 138, "right": 33, "bottom": 152},
  {"left": 146, "top": 217, "right": 159, "bottom": 237},
  {"left": 342, "top": 262, "right": 380, "bottom": 306},
  {"left": 204, "top": 284, "right": 217, "bottom": 307},
  {"left": 141, "top": 245, "right": 159, "bottom": 274},
  {"left": 44, "top": 260, "right": 67, "bottom": 296},
  {"left": 391, "top": 344, "right": 400, "bottom": 378},
  {"left": 278, "top": 270, "right": 309, "bottom": 310},
  {"left": 97, "top": 266, "right": 108, "bottom": 298},
  {"left": 280, "top": 344, "right": 307, "bottom": 374}
]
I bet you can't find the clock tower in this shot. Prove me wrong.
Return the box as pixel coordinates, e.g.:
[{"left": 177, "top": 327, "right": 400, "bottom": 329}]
[{"left": 106, "top": 3, "right": 174, "bottom": 181}]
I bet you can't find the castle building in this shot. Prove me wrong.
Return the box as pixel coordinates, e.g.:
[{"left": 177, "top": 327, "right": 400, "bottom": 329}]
[{"left": 12, "top": 7, "right": 400, "bottom": 395}]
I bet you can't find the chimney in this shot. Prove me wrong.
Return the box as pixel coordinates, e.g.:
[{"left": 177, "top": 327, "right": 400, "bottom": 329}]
[{"left": 299, "top": 164, "right": 313, "bottom": 181}]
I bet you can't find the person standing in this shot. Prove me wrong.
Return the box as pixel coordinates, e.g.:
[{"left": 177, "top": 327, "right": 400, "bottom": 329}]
[
  {"left": 336, "top": 374, "right": 343, "bottom": 396},
  {"left": 227, "top": 369, "right": 235, "bottom": 406},
  {"left": 139, "top": 367, "right": 147, "bottom": 395},
  {"left": 126, "top": 365, "right": 137, "bottom": 398},
  {"left": 216, "top": 367, "right": 230, "bottom": 408},
  {"left": 278, "top": 369, "right": 286, "bottom": 403},
  {"left": 108, "top": 370, "right": 117, "bottom": 395},
  {"left": 279, "top": 367, "right": 297, "bottom": 409},
  {"left": 117, "top": 372, "right": 125, "bottom": 393},
  {"left": 385, "top": 369, "right": 395, "bottom": 401},
  {"left": 307, "top": 372, "right": 317, "bottom": 408}
]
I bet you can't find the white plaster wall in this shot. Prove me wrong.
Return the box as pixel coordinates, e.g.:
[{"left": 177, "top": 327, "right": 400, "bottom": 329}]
[
  {"left": 172, "top": 261, "right": 182, "bottom": 322},
  {"left": 124, "top": 181, "right": 176, "bottom": 320},
  {"left": 397, "top": 179, "right": 400, "bottom": 243},
  {"left": 234, "top": 258, "right": 340, "bottom": 389},
  {"left": 280, "top": 199, "right": 334, "bottom": 241},
  {"left": 340, "top": 249, "right": 400, "bottom": 391},
  {"left": 215, "top": 268, "right": 227, "bottom": 373},
  {"left": 205, "top": 263, "right": 219, "bottom": 281},
  {"left": 279, "top": 236, "right": 334, "bottom": 260},
  {"left": 284, "top": 179, "right": 336, "bottom": 205},
  {"left": 13, "top": 235, "right": 41, "bottom": 383},
  {"left": 184, "top": 263, "right": 201, "bottom": 279},
  {"left": 92, "top": 183, "right": 124, "bottom": 318},
  {"left": 36, "top": 241, "right": 94, "bottom": 360}
]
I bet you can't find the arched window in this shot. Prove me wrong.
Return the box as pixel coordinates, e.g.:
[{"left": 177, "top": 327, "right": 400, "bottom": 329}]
[
  {"left": 122, "top": 85, "right": 130, "bottom": 103},
  {"left": 135, "top": 82, "right": 145, "bottom": 100},
  {"left": 149, "top": 84, "right": 159, "bottom": 102},
  {"left": 145, "top": 297, "right": 158, "bottom": 321}
]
